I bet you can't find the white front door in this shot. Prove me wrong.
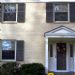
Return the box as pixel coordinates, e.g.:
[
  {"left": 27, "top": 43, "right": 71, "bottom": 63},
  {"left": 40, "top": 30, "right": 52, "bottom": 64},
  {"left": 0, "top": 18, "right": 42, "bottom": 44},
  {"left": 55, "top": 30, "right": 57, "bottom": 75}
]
[{"left": 48, "top": 42, "right": 74, "bottom": 72}]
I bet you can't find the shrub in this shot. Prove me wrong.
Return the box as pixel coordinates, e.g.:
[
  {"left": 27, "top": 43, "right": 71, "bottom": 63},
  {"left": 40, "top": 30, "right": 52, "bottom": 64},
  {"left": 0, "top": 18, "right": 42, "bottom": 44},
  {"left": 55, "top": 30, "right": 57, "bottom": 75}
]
[
  {"left": 0, "top": 62, "right": 45, "bottom": 75},
  {"left": 20, "top": 63, "right": 45, "bottom": 75},
  {"left": 0, "top": 62, "right": 20, "bottom": 75}
]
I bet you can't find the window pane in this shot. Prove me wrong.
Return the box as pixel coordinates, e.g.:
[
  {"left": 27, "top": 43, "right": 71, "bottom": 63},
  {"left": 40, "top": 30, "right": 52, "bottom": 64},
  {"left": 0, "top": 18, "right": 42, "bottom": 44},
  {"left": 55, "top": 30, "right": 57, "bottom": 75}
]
[
  {"left": 70, "top": 44, "right": 73, "bottom": 57},
  {"left": 2, "top": 40, "right": 15, "bottom": 60},
  {"left": 54, "top": 3, "right": 68, "bottom": 22},
  {"left": 54, "top": 3, "right": 68, "bottom": 12},
  {"left": 2, "top": 50, "right": 15, "bottom": 59},
  {"left": 49, "top": 44, "right": 53, "bottom": 57},
  {"left": 55, "top": 12, "right": 68, "bottom": 21},
  {"left": 4, "top": 4, "right": 16, "bottom": 21},
  {"left": 4, "top": 13, "right": 16, "bottom": 21}
]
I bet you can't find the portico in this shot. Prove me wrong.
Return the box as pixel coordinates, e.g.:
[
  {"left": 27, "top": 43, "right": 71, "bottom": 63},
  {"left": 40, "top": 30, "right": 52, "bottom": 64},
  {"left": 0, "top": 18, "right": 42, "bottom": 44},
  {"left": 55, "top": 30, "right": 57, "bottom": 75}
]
[{"left": 45, "top": 26, "right": 75, "bottom": 73}]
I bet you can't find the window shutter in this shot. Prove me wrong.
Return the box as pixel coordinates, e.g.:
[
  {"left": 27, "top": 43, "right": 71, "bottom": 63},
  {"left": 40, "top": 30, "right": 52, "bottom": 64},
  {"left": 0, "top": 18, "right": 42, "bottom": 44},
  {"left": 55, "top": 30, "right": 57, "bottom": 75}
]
[
  {"left": 46, "top": 3, "right": 53, "bottom": 23},
  {"left": 70, "top": 2, "right": 75, "bottom": 22},
  {"left": 16, "top": 40, "right": 24, "bottom": 61},
  {"left": 0, "top": 3, "right": 2, "bottom": 22},
  {"left": 0, "top": 40, "right": 2, "bottom": 61},
  {"left": 17, "top": 3, "right": 25, "bottom": 23}
]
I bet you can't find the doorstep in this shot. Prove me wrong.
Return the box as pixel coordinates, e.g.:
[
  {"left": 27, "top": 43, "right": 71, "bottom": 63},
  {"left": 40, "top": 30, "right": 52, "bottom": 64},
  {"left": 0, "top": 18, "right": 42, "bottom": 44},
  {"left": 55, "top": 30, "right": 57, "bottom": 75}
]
[{"left": 48, "top": 72, "right": 74, "bottom": 75}]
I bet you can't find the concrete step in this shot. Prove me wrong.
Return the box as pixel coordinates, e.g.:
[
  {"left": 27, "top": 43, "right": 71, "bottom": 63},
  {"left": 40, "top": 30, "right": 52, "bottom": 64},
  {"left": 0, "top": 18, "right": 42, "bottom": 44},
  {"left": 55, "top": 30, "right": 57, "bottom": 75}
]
[{"left": 54, "top": 72, "right": 74, "bottom": 75}]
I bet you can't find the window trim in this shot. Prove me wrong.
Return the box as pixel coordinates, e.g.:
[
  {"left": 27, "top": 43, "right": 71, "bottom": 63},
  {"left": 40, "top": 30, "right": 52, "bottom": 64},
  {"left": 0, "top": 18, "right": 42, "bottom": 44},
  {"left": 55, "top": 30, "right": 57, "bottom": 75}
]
[
  {"left": 53, "top": 3, "right": 70, "bottom": 23},
  {"left": 1, "top": 39, "right": 16, "bottom": 61},
  {"left": 2, "top": 3, "right": 18, "bottom": 24}
]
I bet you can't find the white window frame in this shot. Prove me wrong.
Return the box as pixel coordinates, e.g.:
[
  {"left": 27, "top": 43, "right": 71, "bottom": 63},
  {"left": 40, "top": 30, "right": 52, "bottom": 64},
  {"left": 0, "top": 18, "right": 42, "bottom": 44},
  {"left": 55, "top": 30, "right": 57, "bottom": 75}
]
[
  {"left": 1, "top": 39, "right": 16, "bottom": 62},
  {"left": 53, "top": 3, "right": 70, "bottom": 23},
  {"left": 2, "top": 3, "right": 18, "bottom": 24}
]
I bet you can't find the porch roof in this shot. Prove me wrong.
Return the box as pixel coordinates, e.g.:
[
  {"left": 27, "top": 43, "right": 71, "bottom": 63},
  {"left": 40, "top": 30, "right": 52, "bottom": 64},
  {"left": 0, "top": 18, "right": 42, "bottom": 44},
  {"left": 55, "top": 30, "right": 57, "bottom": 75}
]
[{"left": 45, "top": 26, "right": 75, "bottom": 38}]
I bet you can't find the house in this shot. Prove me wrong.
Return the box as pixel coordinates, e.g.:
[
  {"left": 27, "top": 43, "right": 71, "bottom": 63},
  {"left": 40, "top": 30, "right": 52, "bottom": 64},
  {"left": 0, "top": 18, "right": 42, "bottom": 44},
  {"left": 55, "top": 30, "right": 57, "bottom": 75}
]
[{"left": 0, "top": 0, "right": 75, "bottom": 75}]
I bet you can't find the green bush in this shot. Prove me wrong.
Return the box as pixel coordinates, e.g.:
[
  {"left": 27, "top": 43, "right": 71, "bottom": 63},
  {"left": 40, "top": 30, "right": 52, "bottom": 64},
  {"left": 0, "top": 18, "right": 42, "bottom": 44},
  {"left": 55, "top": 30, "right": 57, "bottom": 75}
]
[
  {"left": 0, "top": 62, "right": 45, "bottom": 75},
  {"left": 20, "top": 63, "right": 45, "bottom": 75},
  {"left": 0, "top": 62, "right": 20, "bottom": 75}
]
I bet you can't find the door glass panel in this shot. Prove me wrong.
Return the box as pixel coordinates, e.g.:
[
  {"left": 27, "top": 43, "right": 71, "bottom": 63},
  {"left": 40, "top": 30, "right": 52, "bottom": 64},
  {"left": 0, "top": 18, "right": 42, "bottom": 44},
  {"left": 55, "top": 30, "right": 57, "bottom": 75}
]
[{"left": 56, "top": 43, "right": 66, "bottom": 70}]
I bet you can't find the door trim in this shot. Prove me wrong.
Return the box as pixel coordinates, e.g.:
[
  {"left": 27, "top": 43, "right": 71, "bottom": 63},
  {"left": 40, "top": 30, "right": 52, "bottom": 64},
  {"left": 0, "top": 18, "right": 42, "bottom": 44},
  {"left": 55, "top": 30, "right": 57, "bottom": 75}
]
[{"left": 45, "top": 37, "right": 75, "bottom": 73}]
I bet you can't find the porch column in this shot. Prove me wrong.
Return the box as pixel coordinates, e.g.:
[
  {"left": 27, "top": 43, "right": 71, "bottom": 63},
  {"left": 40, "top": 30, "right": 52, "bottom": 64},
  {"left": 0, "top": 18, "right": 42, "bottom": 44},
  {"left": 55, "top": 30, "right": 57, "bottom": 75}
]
[
  {"left": 45, "top": 37, "right": 48, "bottom": 73},
  {"left": 74, "top": 44, "right": 75, "bottom": 72}
]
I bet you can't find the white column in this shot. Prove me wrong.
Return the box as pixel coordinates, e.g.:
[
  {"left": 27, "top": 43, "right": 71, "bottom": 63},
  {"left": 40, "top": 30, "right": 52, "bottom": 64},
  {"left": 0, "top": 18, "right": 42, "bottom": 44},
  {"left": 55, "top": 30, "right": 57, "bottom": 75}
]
[
  {"left": 73, "top": 44, "right": 75, "bottom": 72},
  {"left": 45, "top": 37, "right": 48, "bottom": 73},
  {"left": 53, "top": 43, "right": 56, "bottom": 71},
  {"left": 67, "top": 43, "right": 69, "bottom": 71}
]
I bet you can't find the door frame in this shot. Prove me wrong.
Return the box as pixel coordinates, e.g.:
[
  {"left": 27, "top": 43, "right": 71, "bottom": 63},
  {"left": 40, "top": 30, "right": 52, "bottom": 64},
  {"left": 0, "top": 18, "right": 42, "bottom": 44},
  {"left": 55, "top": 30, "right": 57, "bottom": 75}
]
[
  {"left": 45, "top": 37, "right": 75, "bottom": 73},
  {"left": 45, "top": 38, "right": 74, "bottom": 73}
]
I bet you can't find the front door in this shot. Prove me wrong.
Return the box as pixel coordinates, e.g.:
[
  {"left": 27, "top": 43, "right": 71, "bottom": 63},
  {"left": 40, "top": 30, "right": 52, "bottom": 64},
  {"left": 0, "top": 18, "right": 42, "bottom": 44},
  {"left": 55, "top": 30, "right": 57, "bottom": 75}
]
[{"left": 56, "top": 43, "right": 66, "bottom": 70}]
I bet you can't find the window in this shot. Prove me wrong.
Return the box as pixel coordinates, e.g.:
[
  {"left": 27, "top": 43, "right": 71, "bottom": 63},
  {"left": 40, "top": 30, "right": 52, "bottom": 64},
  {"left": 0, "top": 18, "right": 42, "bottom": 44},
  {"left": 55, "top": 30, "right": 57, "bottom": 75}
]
[
  {"left": 53, "top": 3, "right": 69, "bottom": 22},
  {"left": 3, "top": 4, "right": 17, "bottom": 22},
  {"left": 0, "top": 3, "right": 25, "bottom": 23},
  {"left": 0, "top": 39, "right": 24, "bottom": 61},
  {"left": 2, "top": 40, "right": 16, "bottom": 60},
  {"left": 49, "top": 44, "right": 53, "bottom": 57},
  {"left": 46, "top": 2, "right": 75, "bottom": 23},
  {"left": 3, "top": 4, "right": 16, "bottom": 22},
  {"left": 70, "top": 44, "right": 73, "bottom": 57}
]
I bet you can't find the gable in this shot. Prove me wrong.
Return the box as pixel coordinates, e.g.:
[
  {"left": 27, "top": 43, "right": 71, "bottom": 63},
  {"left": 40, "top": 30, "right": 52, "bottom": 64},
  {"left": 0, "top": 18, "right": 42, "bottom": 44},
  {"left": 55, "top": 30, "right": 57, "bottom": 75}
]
[
  {"left": 45, "top": 26, "right": 75, "bottom": 37},
  {"left": 54, "top": 29, "right": 71, "bottom": 34}
]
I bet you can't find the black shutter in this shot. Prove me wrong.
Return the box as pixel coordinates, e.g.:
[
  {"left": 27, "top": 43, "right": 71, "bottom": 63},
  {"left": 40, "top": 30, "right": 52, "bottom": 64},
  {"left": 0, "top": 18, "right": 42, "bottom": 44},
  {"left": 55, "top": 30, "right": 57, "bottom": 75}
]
[
  {"left": 17, "top": 3, "right": 25, "bottom": 23},
  {"left": 0, "top": 3, "right": 2, "bottom": 22},
  {"left": 16, "top": 40, "right": 24, "bottom": 61},
  {"left": 46, "top": 3, "right": 53, "bottom": 23},
  {"left": 70, "top": 2, "right": 75, "bottom": 22}
]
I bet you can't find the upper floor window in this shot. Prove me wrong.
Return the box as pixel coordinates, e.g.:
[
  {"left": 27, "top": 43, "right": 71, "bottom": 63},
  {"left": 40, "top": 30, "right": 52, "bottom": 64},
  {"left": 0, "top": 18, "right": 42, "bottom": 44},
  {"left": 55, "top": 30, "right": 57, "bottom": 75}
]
[
  {"left": 46, "top": 2, "right": 75, "bottom": 23},
  {"left": 0, "top": 3, "right": 25, "bottom": 23},
  {"left": 53, "top": 3, "right": 69, "bottom": 22},
  {"left": 3, "top": 4, "right": 16, "bottom": 22}
]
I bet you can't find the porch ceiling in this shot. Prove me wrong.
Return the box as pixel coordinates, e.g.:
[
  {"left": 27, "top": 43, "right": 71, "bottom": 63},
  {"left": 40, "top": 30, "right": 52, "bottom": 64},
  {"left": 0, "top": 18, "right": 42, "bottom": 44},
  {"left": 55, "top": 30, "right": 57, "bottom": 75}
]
[{"left": 48, "top": 38, "right": 75, "bottom": 42}]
